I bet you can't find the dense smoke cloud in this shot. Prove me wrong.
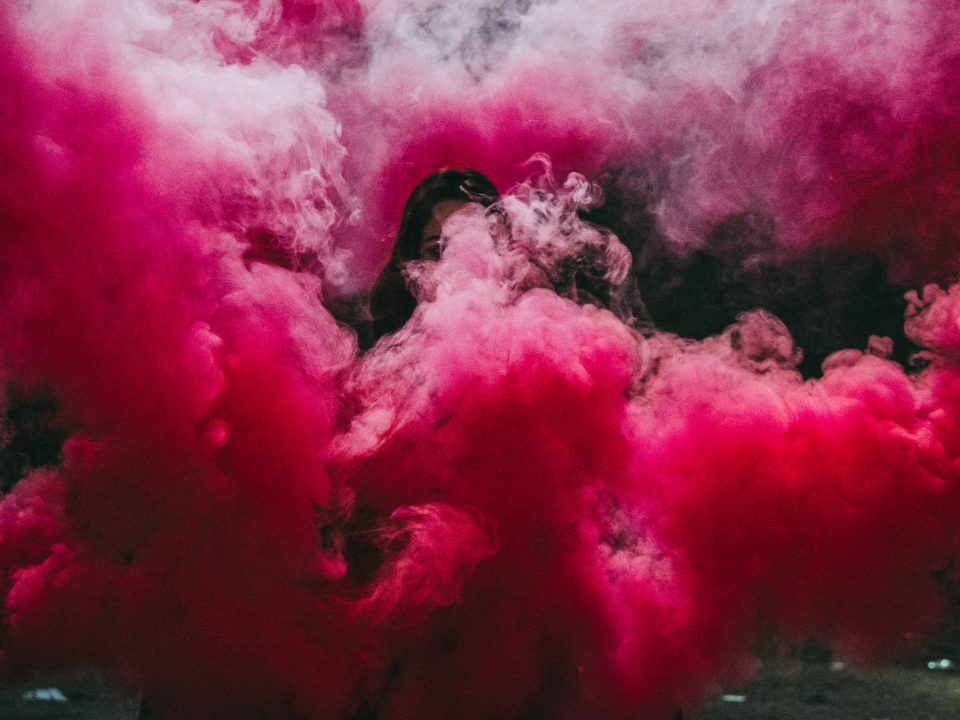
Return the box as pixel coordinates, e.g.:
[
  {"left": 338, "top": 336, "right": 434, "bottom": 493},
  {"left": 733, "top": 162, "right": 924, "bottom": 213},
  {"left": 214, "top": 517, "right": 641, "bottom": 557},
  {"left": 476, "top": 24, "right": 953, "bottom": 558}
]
[{"left": 1, "top": 1, "right": 960, "bottom": 718}]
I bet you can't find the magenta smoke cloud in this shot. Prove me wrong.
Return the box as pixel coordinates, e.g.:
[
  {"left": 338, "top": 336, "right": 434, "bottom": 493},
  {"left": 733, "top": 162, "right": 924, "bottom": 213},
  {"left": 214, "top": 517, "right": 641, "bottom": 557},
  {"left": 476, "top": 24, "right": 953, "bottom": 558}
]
[{"left": 1, "top": 1, "right": 959, "bottom": 718}]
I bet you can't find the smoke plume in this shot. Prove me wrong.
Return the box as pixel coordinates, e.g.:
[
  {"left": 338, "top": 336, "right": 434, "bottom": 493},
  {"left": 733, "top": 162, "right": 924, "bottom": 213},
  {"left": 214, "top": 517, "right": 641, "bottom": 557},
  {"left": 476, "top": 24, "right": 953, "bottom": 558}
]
[{"left": 1, "top": 1, "right": 960, "bottom": 718}]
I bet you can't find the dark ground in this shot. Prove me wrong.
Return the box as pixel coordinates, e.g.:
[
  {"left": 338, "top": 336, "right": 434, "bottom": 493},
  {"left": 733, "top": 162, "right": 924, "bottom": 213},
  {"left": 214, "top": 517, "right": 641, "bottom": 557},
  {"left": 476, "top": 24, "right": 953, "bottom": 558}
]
[
  {"left": 700, "top": 658, "right": 960, "bottom": 720},
  {"left": 0, "top": 657, "right": 958, "bottom": 719}
]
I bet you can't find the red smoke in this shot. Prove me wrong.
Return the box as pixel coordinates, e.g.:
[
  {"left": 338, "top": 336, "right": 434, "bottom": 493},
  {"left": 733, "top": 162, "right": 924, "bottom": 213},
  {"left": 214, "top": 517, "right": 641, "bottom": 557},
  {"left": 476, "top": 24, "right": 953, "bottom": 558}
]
[{"left": 2, "top": 1, "right": 960, "bottom": 719}]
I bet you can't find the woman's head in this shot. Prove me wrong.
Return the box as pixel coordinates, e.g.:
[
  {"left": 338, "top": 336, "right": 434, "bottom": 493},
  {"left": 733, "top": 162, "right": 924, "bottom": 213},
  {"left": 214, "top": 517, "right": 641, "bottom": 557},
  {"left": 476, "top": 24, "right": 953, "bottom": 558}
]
[
  {"left": 391, "top": 169, "right": 500, "bottom": 263},
  {"left": 366, "top": 169, "right": 499, "bottom": 346}
]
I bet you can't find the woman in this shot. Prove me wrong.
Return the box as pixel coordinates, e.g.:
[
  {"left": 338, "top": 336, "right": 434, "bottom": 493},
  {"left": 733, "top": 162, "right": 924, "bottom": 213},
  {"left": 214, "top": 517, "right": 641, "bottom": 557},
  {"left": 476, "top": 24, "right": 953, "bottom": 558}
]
[{"left": 361, "top": 169, "right": 499, "bottom": 349}]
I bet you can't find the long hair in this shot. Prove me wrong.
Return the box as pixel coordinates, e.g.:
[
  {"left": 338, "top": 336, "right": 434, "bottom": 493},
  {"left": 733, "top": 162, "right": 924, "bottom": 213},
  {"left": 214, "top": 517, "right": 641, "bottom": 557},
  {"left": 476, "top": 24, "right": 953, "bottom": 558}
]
[{"left": 367, "top": 169, "right": 499, "bottom": 345}]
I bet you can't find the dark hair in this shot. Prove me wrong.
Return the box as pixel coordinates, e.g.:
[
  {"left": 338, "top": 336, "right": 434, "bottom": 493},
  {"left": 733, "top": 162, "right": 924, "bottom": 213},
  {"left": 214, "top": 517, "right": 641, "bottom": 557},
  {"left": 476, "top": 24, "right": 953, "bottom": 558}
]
[{"left": 366, "top": 169, "right": 499, "bottom": 346}]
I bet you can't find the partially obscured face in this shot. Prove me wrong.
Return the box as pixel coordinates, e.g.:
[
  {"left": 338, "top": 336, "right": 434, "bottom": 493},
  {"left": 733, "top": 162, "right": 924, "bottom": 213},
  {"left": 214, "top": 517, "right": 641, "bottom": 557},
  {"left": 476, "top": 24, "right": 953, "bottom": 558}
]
[{"left": 419, "top": 199, "right": 469, "bottom": 261}]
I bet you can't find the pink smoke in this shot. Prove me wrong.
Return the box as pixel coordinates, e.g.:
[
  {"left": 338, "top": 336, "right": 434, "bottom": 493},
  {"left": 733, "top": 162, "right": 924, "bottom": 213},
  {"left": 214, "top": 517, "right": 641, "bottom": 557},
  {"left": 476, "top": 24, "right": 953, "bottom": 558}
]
[{"left": 1, "top": 1, "right": 960, "bottom": 719}]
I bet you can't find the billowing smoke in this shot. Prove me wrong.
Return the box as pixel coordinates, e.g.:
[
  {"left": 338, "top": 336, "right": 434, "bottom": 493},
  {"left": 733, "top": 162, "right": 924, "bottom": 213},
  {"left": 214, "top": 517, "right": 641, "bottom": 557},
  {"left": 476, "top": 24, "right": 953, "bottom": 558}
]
[{"left": 1, "top": 1, "right": 959, "bottom": 718}]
